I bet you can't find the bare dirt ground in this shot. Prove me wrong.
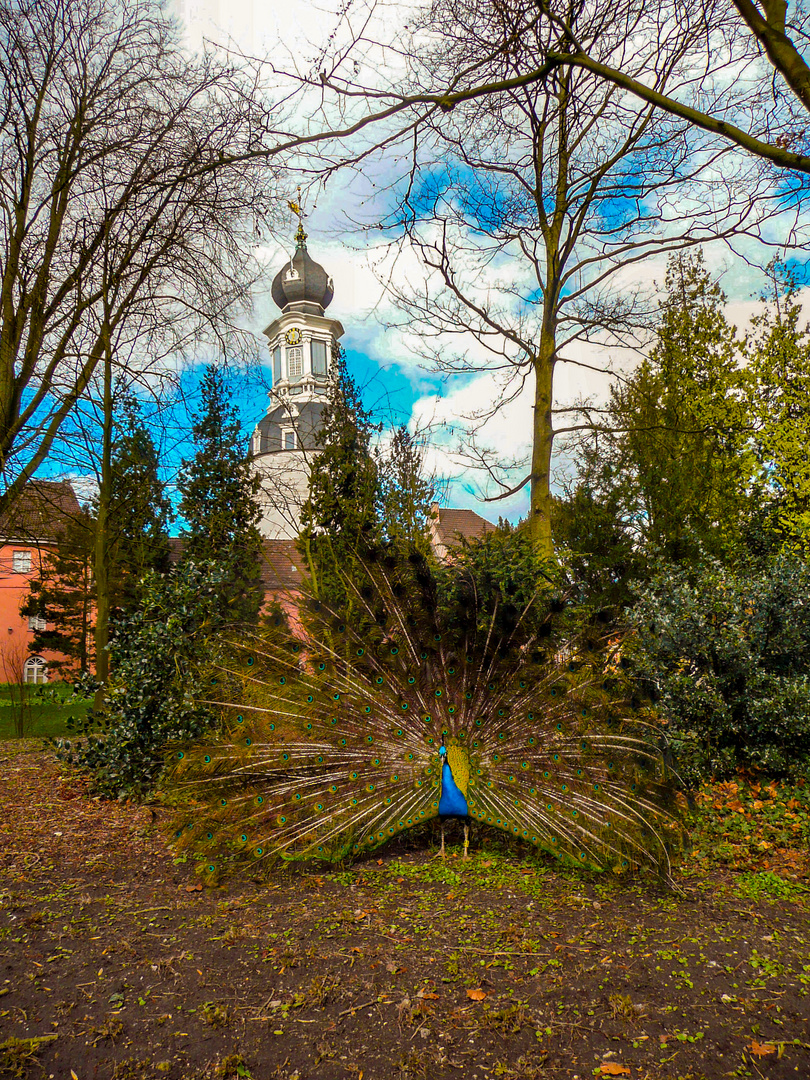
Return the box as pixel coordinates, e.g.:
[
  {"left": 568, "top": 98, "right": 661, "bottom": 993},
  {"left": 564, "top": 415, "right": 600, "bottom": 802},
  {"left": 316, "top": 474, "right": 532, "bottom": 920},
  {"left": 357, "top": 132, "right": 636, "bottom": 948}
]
[{"left": 1, "top": 742, "right": 809, "bottom": 1080}]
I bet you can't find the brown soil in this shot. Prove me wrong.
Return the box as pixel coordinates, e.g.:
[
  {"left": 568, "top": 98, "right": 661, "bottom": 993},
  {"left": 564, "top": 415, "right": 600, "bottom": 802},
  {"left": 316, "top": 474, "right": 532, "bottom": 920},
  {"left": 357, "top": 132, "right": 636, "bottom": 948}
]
[{"left": 1, "top": 743, "right": 808, "bottom": 1080}]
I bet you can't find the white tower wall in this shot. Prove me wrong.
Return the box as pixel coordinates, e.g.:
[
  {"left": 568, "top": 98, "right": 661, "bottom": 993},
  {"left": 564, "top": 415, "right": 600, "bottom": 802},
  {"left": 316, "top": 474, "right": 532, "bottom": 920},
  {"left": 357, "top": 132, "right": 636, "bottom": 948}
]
[{"left": 251, "top": 234, "right": 344, "bottom": 540}]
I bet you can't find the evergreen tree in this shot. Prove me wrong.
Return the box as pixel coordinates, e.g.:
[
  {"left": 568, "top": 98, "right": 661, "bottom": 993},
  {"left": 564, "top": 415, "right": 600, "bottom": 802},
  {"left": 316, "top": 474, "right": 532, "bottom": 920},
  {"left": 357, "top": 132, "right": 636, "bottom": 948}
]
[
  {"left": 177, "top": 366, "right": 264, "bottom": 625},
  {"left": 23, "top": 508, "right": 95, "bottom": 676},
  {"left": 552, "top": 434, "right": 645, "bottom": 615},
  {"left": 746, "top": 260, "right": 810, "bottom": 550},
  {"left": 617, "top": 252, "right": 754, "bottom": 562},
  {"left": 108, "top": 398, "right": 172, "bottom": 614},
  {"left": 298, "top": 346, "right": 381, "bottom": 607},
  {"left": 376, "top": 426, "right": 436, "bottom": 552},
  {"left": 565, "top": 252, "right": 755, "bottom": 572}
]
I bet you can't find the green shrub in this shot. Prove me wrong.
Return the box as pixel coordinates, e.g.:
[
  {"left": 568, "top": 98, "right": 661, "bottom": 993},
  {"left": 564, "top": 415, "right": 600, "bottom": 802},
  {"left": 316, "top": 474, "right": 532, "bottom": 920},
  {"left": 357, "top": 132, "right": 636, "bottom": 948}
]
[
  {"left": 632, "top": 553, "right": 810, "bottom": 781},
  {"left": 57, "top": 561, "right": 229, "bottom": 797}
]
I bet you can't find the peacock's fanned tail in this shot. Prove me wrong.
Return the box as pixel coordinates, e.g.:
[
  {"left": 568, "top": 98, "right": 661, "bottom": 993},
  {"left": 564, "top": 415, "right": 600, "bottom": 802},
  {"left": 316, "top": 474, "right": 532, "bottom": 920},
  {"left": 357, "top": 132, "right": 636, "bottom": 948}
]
[{"left": 167, "top": 547, "right": 685, "bottom": 883}]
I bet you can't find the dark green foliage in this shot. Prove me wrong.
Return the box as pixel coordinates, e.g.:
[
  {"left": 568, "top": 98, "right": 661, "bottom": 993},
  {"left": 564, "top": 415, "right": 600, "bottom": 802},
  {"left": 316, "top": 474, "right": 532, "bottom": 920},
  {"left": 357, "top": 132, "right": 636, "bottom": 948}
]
[
  {"left": 108, "top": 398, "right": 172, "bottom": 613},
  {"left": 22, "top": 508, "right": 95, "bottom": 675},
  {"left": 632, "top": 552, "right": 810, "bottom": 782},
  {"left": 178, "top": 366, "right": 264, "bottom": 625},
  {"left": 58, "top": 562, "right": 226, "bottom": 797},
  {"left": 552, "top": 438, "right": 645, "bottom": 616},
  {"left": 436, "top": 521, "right": 562, "bottom": 641},
  {"left": 298, "top": 352, "right": 438, "bottom": 626}
]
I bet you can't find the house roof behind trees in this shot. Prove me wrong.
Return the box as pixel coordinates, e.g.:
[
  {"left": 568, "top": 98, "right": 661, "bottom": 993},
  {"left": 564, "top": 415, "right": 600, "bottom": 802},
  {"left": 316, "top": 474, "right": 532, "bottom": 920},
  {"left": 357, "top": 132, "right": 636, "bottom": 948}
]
[
  {"left": 167, "top": 537, "right": 303, "bottom": 593},
  {"left": 428, "top": 503, "right": 495, "bottom": 561},
  {"left": 0, "top": 480, "right": 82, "bottom": 544}
]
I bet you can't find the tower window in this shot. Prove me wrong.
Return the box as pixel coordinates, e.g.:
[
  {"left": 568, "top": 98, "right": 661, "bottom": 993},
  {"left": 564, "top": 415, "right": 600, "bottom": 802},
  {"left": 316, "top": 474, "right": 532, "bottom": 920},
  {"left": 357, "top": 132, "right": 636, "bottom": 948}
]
[
  {"left": 311, "top": 339, "right": 328, "bottom": 375},
  {"left": 284, "top": 430, "right": 296, "bottom": 449},
  {"left": 287, "top": 347, "right": 303, "bottom": 379},
  {"left": 272, "top": 346, "right": 282, "bottom": 385}
]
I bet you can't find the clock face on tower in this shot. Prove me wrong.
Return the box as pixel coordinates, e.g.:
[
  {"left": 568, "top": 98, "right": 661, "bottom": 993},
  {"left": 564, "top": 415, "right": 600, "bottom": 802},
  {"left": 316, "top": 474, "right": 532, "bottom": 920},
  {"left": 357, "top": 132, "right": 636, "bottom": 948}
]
[{"left": 284, "top": 327, "right": 302, "bottom": 345}]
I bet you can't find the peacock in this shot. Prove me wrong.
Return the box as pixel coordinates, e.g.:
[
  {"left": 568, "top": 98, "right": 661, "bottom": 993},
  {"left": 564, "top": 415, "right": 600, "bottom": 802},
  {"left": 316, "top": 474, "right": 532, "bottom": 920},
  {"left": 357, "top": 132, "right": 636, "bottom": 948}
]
[{"left": 167, "top": 542, "right": 686, "bottom": 885}]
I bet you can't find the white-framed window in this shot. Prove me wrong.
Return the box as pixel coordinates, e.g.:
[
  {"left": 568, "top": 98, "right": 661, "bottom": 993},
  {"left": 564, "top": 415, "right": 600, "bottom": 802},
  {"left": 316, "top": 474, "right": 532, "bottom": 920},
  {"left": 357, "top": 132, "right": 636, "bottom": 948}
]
[
  {"left": 272, "top": 346, "right": 282, "bottom": 384},
  {"left": 28, "top": 614, "right": 46, "bottom": 632},
  {"left": 23, "top": 656, "right": 48, "bottom": 684},
  {"left": 287, "top": 346, "right": 303, "bottom": 379},
  {"left": 284, "top": 430, "right": 296, "bottom": 450},
  {"left": 12, "top": 550, "right": 32, "bottom": 573},
  {"left": 311, "top": 339, "right": 328, "bottom": 376}
]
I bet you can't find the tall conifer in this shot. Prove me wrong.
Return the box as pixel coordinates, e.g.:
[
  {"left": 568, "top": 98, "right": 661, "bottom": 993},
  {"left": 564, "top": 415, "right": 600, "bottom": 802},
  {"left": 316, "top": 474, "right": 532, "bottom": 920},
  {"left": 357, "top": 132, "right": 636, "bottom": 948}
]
[
  {"left": 108, "top": 399, "right": 172, "bottom": 613},
  {"left": 177, "top": 366, "right": 264, "bottom": 624}
]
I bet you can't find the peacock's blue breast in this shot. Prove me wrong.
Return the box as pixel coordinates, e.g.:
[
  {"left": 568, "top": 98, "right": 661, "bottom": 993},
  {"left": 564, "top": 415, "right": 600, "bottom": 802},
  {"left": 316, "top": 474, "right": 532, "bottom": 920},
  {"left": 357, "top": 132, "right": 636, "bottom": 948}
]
[{"left": 439, "top": 760, "right": 469, "bottom": 818}]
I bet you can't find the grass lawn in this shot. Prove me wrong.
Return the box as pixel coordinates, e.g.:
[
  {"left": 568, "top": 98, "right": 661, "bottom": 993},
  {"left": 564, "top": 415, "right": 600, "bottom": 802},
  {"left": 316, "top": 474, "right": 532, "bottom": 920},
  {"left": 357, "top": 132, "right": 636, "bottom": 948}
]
[
  {"left": 0, "top": 683, "right": 90, "bottom": 740},
  {"left": 0, "top": 745, "right": 808, "bottom": 1080}
]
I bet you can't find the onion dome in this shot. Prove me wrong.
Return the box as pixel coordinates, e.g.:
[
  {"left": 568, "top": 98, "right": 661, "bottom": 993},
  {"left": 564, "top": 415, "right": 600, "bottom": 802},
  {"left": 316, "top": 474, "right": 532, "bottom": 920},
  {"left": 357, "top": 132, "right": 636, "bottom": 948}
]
[{"left": 271, "top": 223, "right": 334, "bottom": 313}]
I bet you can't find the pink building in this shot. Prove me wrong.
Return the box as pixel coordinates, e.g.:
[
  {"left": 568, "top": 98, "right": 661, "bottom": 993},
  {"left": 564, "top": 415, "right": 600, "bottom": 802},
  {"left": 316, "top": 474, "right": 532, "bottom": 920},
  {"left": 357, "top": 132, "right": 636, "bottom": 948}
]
[{"left": 0, "top": 480, "right": 82, "bottom": 683}]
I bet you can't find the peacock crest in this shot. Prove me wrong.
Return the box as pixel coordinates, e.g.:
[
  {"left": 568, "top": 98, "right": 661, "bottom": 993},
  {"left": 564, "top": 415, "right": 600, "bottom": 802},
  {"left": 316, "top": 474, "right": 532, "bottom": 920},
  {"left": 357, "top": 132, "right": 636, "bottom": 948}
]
[{"left": 167, "top": 543, "right": 685, "bottom": 884}]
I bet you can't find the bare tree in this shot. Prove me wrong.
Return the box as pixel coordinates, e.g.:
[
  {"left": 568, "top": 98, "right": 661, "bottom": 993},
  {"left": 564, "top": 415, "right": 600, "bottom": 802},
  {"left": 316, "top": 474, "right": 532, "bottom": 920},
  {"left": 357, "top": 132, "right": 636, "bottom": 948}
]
[
  {"left": 0, "top": 0, "right": 280, "bottom": 518},
  {"left": 306, "top": 0, "right": 810, "bottom": 174},
  {"left": 0, "top": 635, "right": 33, "bottom": 736},
  {"left": 323, "top": 0, "right": 783, "bottom": 553},
  {"left": 540, "top": 0, "right": 810, "bottom": 175}
]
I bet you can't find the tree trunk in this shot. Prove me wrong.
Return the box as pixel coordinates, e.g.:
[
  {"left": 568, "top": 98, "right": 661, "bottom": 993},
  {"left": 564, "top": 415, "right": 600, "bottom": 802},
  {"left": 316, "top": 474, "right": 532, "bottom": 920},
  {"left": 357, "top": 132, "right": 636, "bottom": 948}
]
[
  {"left": 93, "top": 334, "right": 113, "bottom": 706},
  {"left": 529, "top": 329, "right": 556, "bottom": 559}
]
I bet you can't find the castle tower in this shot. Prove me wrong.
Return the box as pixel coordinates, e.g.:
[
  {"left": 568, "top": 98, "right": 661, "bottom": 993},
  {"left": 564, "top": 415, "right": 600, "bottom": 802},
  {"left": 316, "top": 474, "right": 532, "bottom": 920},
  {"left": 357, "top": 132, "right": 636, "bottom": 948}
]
[{"left": 253, "top": 226, "right": 344, "bottom": 539}]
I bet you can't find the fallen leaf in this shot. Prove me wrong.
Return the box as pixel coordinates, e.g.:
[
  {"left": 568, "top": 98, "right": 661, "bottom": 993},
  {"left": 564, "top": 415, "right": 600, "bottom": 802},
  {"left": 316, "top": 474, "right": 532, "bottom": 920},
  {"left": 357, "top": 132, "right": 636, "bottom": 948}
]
[
  {"left": 416, "top": 989, "right": 439, "bottom": 999},
  {"left": 71, "top": 1072, "right": 79, "bottom": 1080},
  {"left": 750, "top": 1040, "right": 777, "bottom": 1057},
  {"left": 597, "top": 1065, "right": 631, "bottom": 1076},
  {"left": 466, "top": 988, "right": 487, "bottom": 1001},
  {"left": 196, "top": 969, "right": 203, "bottom": 976},
  {"left": 185, "top": 884, "right": 203, "bottom": 892}
]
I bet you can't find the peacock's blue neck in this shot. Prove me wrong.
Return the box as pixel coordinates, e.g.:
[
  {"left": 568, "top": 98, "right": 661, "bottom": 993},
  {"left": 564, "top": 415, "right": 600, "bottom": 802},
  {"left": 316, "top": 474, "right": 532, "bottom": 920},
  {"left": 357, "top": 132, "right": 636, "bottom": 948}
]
[{"left": 439, "top": 759, "right": 469, "bottom": 819}]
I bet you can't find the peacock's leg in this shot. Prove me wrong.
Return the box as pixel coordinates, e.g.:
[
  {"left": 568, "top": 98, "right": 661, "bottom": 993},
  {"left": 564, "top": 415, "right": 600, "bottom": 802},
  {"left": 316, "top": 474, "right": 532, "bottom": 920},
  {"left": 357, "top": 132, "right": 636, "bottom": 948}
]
[
  {"left": 440, "top": 821, "right": 446, "bottom": 858},
  {"left": 463, "top": 822, "right": 469, "bottom": 859}
]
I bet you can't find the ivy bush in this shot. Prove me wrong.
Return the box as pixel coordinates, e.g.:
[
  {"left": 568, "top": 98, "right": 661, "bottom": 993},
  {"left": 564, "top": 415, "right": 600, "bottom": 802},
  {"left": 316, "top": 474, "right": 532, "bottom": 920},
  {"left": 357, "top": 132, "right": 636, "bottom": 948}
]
[
  {"left": 631, "top": 553, "right": 810, "bottom": 782},
  {"left": 59, "top": 561, "right": 229, "bottom": 797}
]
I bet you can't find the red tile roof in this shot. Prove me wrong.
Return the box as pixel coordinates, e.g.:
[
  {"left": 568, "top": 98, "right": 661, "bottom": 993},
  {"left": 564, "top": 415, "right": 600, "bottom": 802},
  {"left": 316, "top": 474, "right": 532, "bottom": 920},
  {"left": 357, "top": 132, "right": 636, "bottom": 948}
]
[
  {"left": 429, "top": 504, "right": 495, "bottom": 559},
  {"left": 0, "top": 480, "right": 82, "bottom": 543},
  {"left": 168, "top": 537, "right": 303, "bottom": 595}
]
